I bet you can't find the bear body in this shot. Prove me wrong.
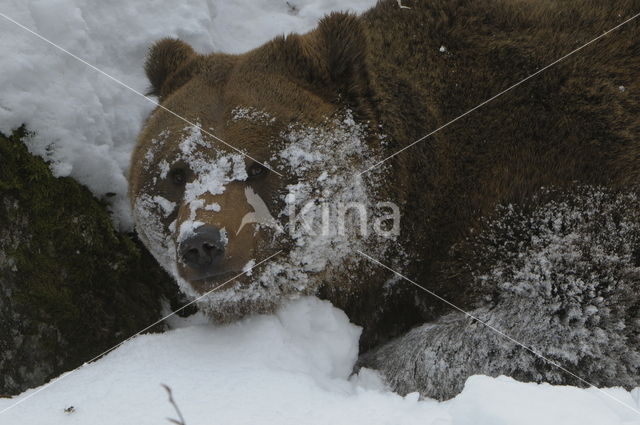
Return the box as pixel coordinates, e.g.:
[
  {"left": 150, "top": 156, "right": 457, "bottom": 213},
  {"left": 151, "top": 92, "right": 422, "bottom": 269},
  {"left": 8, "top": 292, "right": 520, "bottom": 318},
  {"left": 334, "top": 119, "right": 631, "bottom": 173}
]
[{"left": 130, "top": 0, "right": 640, "bottom": 399}]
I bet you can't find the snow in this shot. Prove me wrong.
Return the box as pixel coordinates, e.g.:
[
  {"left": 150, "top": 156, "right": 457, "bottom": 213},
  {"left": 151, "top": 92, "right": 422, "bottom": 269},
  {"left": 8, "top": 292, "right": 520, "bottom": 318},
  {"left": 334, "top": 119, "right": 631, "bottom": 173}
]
[
  {"left": 152, "top": 196, "right": 176, "bottom": 218},
  {"left": 0, "top": 0, "right": 377, "bottom": 229},
  {"left": 242, "top": 259, "right": 256, "bottom": 276},
  {"left": 231, "top": 106, "right": 277, "bottom": 124},
  {"left": 1, "top": 297, "right": 639, "bottom": 425}
]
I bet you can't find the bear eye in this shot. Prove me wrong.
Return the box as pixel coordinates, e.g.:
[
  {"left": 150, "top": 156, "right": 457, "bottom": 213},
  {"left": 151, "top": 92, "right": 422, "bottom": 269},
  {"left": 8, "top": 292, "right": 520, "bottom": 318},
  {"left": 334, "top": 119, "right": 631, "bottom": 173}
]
[
  {"left": 170, "top": 168, "right": 187, "bottom": 186},
  {"left": 247, "top": 163, "right": 268, "bottom": 180}
]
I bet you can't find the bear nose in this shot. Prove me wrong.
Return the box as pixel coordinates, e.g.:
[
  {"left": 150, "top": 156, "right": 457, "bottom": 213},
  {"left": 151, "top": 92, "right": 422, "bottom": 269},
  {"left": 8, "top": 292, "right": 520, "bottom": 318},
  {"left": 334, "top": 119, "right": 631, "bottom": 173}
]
[{"left": 179, "top": 225, "right": 225, "bottom": 273}]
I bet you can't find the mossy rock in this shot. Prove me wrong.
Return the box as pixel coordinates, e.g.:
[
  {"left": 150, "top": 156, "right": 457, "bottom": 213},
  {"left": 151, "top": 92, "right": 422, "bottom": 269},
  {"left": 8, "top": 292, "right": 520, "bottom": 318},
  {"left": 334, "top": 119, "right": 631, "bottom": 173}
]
[{"left": 0, "top": 127, "right": 184, "bottom": 395}]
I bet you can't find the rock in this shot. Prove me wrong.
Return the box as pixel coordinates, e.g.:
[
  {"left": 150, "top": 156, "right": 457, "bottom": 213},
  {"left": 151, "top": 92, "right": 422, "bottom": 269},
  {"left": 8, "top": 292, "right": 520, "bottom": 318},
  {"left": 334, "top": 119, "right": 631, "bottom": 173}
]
[{"left": 0, "top": 127, "right": 184, "bottom": 395}]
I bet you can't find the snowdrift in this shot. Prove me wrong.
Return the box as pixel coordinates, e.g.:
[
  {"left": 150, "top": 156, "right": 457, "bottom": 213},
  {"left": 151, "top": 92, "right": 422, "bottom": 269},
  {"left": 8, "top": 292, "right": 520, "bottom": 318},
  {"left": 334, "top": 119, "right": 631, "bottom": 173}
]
[{"left": 1, "top": 297, "right": 639, "bottom": 425}]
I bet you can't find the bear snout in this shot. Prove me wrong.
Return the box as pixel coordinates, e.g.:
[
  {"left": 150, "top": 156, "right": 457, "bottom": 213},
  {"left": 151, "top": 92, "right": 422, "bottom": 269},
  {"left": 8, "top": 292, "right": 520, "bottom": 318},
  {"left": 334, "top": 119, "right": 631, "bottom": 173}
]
[{"left": 178, "top": 225, "right": 226, "bottom": 278}]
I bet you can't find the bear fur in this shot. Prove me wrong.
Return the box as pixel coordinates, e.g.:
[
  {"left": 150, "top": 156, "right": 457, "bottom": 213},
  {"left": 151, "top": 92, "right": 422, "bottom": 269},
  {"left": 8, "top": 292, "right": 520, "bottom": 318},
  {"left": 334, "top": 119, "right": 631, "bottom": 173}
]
[{"left": 129, "top": 0, "right": 640, "bottom": 399}]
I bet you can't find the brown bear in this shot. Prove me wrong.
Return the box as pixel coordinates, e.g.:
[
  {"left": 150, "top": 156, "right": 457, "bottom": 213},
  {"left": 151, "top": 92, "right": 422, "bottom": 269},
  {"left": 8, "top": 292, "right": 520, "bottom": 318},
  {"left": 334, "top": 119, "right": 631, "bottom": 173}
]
[{"left": 129, "top": 0, "right": 640, "bottom": 400}]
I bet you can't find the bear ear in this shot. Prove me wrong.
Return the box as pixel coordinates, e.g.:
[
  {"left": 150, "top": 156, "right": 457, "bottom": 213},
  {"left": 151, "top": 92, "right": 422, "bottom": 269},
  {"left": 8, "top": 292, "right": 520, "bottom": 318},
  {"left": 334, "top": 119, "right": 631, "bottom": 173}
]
[
  {"left": 287, "top": 13, "right": 375, "bottom": 117},
  {"left": 144, "top": 38, "right": 198, "bottom": 100},
  {"left": 312, "top": 13, "right": 369, "bottom": 88}
]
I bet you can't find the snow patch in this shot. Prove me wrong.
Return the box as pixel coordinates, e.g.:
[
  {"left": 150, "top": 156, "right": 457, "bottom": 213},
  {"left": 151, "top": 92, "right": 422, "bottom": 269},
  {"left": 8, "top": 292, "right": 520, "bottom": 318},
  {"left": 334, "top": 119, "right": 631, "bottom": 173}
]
[
  {"left": 1, "top": 297, "right": 638, "bottom": 425},
  {"left": 231, "top": 106, "right": 277, "bottom": 124},
  {"left": 242, "top": 259, "right": 256, "bottom": 276}
]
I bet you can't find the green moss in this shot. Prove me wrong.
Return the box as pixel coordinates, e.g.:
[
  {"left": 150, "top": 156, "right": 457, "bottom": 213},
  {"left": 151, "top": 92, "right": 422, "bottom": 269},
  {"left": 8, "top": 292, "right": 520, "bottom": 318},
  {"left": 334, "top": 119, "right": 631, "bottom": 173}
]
[{"left": 0, "top": 127, "right": 183, "bottom": 394}]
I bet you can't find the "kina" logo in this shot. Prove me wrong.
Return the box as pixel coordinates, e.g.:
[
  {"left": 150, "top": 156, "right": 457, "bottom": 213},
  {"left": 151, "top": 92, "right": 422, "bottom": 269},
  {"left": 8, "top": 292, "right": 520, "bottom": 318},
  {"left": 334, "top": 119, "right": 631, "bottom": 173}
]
[{"left": 238, "top": 187, "right": 400, "bottom": 238}]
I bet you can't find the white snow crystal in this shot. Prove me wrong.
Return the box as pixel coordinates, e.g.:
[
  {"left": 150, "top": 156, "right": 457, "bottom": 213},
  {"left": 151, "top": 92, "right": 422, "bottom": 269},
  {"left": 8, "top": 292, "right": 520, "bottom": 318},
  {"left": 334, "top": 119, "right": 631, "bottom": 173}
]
[
  {"left": 242, "top": 259, "right": 256, "bottom": 275},
  {"left": 231, "top": 106, "right": 277, "bottom": 124},
  {"left": 152, "top": 195, "right": 176, "bottom": 218}
]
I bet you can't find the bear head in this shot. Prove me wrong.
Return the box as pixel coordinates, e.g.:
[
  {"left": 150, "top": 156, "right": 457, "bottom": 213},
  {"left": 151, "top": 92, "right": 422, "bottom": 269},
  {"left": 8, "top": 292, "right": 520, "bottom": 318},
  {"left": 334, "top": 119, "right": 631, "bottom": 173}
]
[{"left": 129, "top": 14, "right": 403, "bottom": 320}]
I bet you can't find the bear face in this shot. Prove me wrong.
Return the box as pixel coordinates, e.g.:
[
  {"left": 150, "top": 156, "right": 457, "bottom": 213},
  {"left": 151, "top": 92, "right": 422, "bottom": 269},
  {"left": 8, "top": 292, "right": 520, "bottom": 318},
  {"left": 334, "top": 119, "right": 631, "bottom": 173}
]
[{"left": 129, "top": 16, "right": 402, "bottom": 321}]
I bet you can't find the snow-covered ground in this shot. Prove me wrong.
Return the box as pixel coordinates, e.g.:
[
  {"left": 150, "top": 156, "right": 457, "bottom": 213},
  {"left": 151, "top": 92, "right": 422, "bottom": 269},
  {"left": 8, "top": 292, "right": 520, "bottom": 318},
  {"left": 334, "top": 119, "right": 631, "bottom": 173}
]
[
  {"left": 0, "top": 0, "right": 376, "bottom": 229},
  {"left": 1, "top": 297, "right": 639, "bottom": 425}
]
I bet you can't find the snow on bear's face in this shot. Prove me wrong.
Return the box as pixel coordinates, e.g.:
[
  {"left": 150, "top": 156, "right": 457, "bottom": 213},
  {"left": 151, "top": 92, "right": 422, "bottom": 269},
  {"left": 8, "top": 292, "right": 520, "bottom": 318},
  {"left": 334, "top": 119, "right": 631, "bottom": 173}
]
[{"left": 129, "top": 37, "right": 400, "bottom": 320}]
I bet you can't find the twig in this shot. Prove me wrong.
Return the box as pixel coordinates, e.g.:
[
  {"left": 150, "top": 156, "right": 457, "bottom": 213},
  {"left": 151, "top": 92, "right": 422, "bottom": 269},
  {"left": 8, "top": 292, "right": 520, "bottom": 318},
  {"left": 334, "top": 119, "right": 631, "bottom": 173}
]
[{"left": 161, "top": 384, "right": 186, "bottom": 425}]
